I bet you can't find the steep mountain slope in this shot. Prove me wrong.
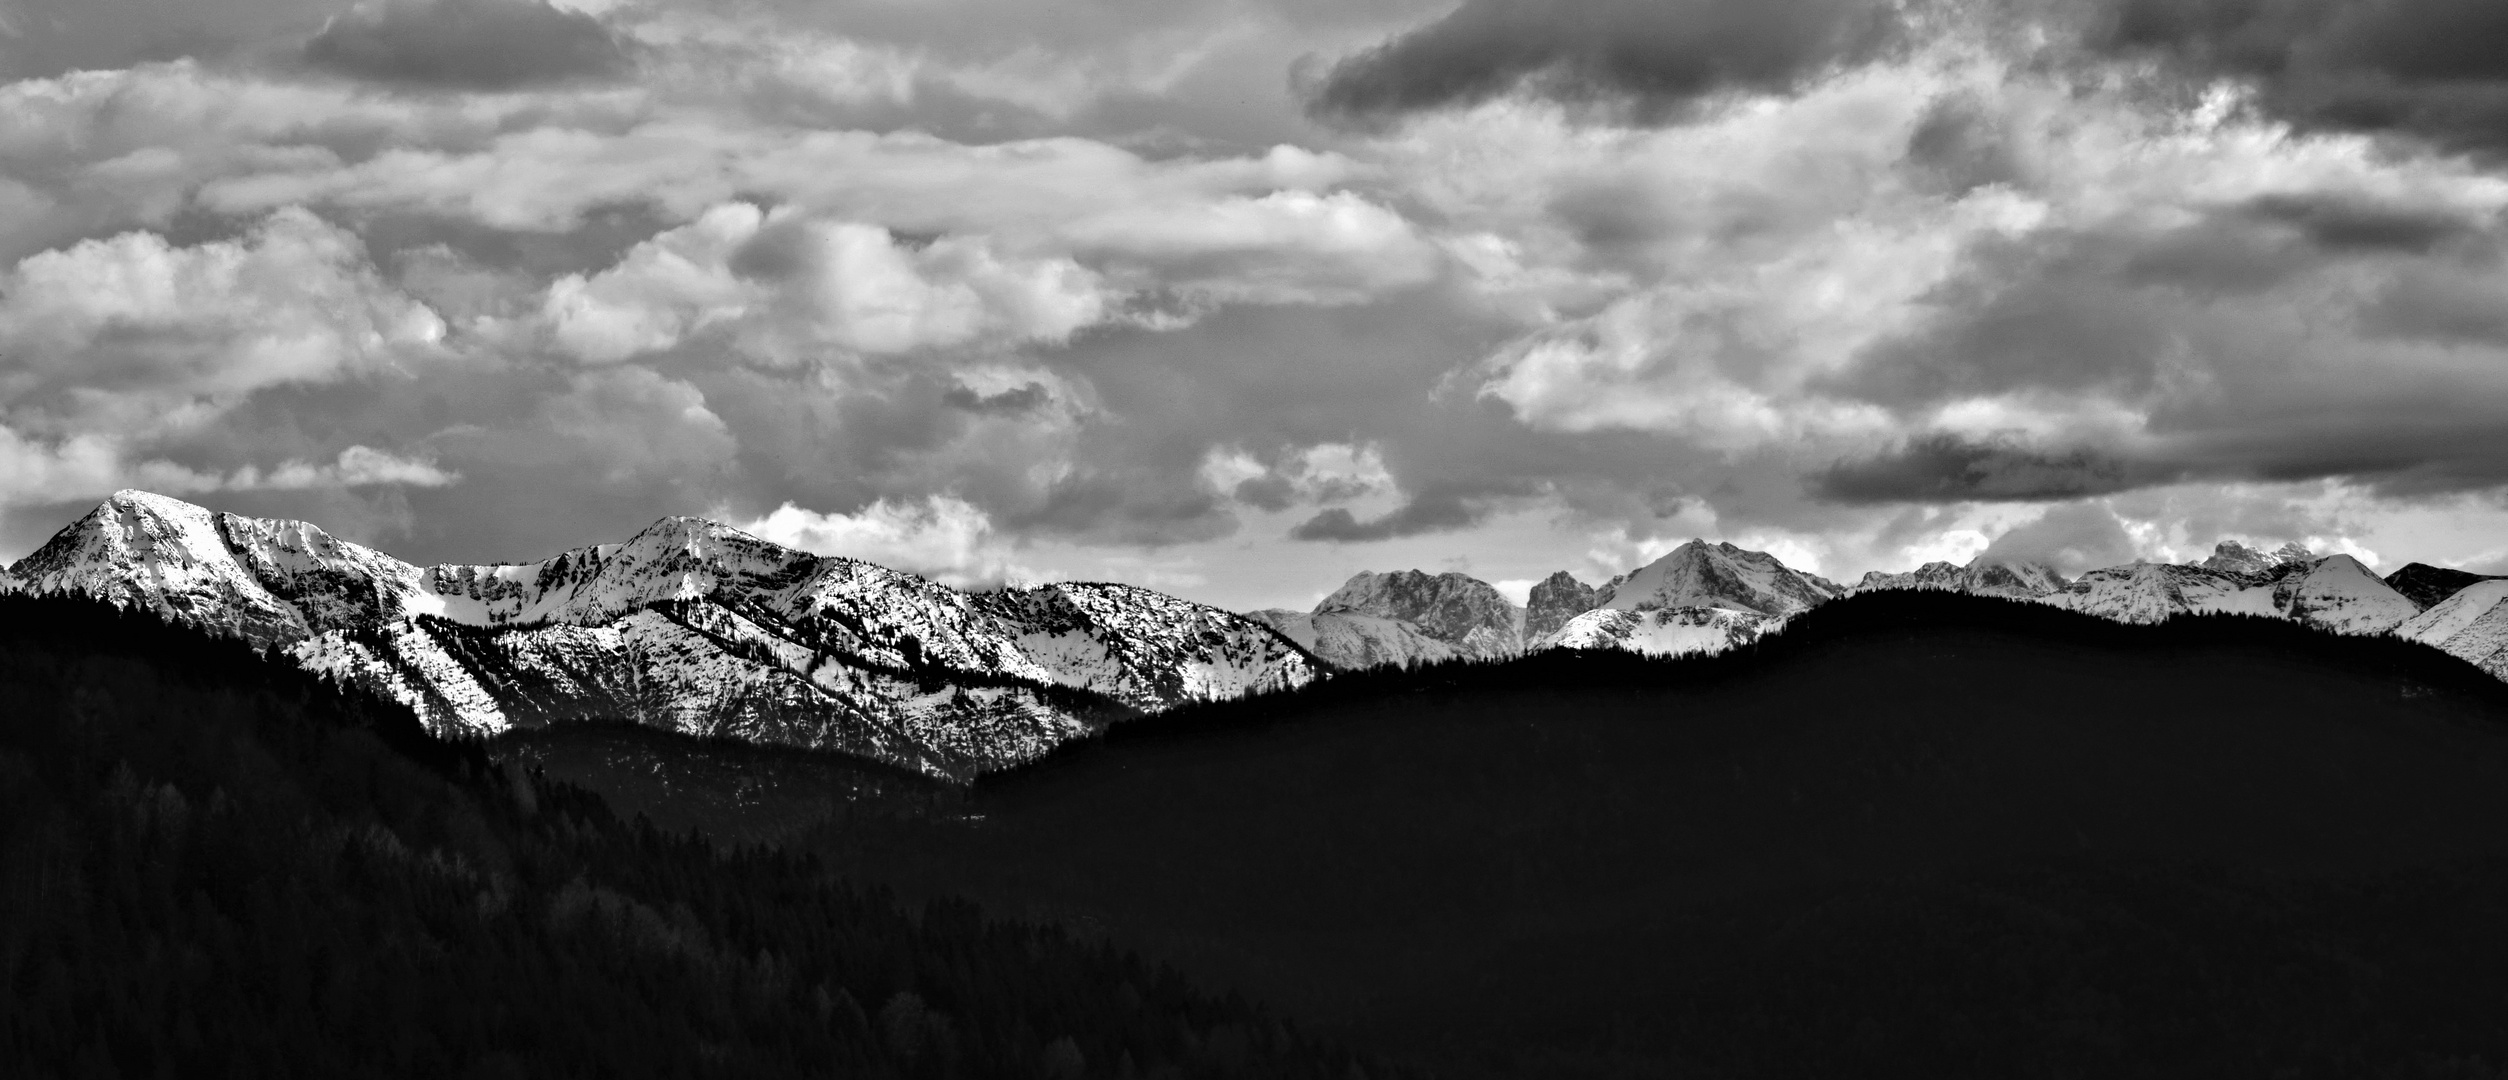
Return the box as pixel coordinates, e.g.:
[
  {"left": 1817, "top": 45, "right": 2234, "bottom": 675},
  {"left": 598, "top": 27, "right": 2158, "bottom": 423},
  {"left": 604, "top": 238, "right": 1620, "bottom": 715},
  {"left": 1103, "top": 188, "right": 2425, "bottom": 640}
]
[
  {"left": 1314, "top": 570, "right": 1524, "bottom": 658},
  {"left": 6, "top": 491, "right": 1317, "bottom": 776},
  {"left": 1247, "top": 608, "right": 1463, "bottom": 670},
  {"left": 2387, "top": 562, "right": 2508, "bottom": 609},
  {"left": 829, "top": 591, "right": 2508, "bottom": 1079},
  {"left": 2398, "top": 580, "right": 2508, "bottom": 676}
]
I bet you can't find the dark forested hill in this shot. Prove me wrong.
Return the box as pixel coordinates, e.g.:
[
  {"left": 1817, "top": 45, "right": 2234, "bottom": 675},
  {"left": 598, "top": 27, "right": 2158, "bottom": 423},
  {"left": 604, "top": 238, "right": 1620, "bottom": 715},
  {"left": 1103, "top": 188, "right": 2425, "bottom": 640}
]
[
  {"left": 0, "top": 594, "right": 1395, "bottom": 1080},
  {"left": 809, "top": 592, "right": 2508, "bottom": 1080}
]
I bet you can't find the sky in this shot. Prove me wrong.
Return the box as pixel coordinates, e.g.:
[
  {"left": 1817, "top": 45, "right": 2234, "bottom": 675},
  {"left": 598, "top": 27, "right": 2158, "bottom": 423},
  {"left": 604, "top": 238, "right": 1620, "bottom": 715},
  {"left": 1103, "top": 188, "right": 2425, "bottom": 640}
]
[{"left": 5, "top": 0, "right": 2508, "bottom": 611}]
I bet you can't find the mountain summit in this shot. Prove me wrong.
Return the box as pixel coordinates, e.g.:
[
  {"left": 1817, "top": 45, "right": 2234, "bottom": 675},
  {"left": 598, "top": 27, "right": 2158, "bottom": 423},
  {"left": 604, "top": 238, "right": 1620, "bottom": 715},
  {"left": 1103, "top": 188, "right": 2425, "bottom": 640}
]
[{"left": 6, "top": 491, "right": 1318, "bottom": 777}]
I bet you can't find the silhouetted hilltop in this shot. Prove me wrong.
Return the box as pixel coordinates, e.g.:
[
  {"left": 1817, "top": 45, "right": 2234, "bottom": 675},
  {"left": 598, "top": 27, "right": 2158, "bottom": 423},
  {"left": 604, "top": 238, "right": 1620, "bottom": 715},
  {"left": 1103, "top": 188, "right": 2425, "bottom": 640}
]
[
  {"left": 817, "top": 589, "right": 2508, "bottom": 1079},
  {"left": 0, "top": 593, "right": 1399, "bottom": 1080}
]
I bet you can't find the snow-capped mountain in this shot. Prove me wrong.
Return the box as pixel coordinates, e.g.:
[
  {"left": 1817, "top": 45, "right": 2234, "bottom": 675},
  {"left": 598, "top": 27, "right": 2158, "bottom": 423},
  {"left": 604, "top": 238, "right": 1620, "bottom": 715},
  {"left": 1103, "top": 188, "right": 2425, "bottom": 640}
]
[
  {"left": 7, "top": 491, "right": 1319, "bottom": 777},
  {"left": 1592, "top": 540, "right": 1844, "bottom": 618},
  {"left": 2042, "top": 552, "right": 2419, "bottom": 635},
  {"left": 2397, "top": 580, "right": 2508, "bottom": 677},
  {"left": 2385, "top": 563, "right": 2508, "bottom": 609},
  {"left": 1855, "top": 558, "right": 2069, "bottom": 599},
  {"left": 1537, "top": 540, "right": 1845, "bottom": 657}
]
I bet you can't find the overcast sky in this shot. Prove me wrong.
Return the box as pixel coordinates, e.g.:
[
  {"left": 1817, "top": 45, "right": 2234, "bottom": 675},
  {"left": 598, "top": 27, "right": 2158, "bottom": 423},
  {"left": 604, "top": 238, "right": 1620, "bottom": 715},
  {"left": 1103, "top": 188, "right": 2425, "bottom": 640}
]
[{"left": 5, "top": 0, "right": 2508, "bottom": 609}]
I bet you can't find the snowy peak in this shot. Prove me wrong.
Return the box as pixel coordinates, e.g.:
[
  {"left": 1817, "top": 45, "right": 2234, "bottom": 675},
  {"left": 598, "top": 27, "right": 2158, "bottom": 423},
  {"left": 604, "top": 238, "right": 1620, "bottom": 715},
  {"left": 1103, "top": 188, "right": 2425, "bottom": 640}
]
[
  {"left": 5, "top": 491, "right": 1318, "bottom": 777},
  {"left": 10, "top": 489, "right": 422, "bottom": 646},
  {"left": 2270, "top": 554, "right": 2421, "bottom": 635},
  {"left": 1599, "top": 539, "right": 1841, "bottom": 617}
]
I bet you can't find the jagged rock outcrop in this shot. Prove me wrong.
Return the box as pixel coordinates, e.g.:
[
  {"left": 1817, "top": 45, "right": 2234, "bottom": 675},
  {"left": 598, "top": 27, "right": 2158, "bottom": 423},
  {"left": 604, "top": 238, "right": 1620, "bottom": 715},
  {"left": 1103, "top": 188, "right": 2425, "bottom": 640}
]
[
  {"left": 1525, "top": 571, "right": 1602, "bottom": 642},
  {"left": 2199, "top": 540, "right": 2316, "bottom": 575},
  {"left": 7, "top": 491, "right": 1319, "bottom": 777}
]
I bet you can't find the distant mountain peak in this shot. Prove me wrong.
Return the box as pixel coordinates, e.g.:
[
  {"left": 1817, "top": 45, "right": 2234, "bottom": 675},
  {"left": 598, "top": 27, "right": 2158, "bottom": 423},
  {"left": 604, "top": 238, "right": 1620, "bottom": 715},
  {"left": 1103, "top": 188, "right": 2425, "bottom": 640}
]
[{"left": 2201, "top": 539, "right": 2317, "bottom": 576}]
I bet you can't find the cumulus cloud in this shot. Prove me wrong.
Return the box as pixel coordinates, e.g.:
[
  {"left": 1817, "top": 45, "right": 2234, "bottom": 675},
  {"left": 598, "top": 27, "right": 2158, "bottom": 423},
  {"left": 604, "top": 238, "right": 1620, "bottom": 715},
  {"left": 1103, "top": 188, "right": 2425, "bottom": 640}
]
[
  {"left": 742, "top": 495, "right": 1039, "bottom": 587},
  {"left": 541, "top": 201, "right": 1111, "bottom": 364},
  {"left": 303, "top": 0, "right": 632, "bottom": 90},
  {"left": 0, "top": 207, "right": 443, "bottom": 439},
  {"left": 16, "top": 0, "right": 2508, "bottom": 598}
]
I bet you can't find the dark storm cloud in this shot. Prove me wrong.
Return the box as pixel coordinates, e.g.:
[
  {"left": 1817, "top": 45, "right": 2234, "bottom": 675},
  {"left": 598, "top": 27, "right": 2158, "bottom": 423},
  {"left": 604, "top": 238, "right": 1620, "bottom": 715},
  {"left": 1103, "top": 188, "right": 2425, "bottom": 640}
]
[
  {"left": 2084, "top": 0, "right": 2508, "bottom": 154},
  {"left": 940, "top": 383, "right": 1052, "bottom": 417},
  {"left": 1304, "top": 0, "right": 1909, "bottom": 124},
  {"left": 1289, "top": 489, "right": 1485, "bottom": 542},
  {"left": 2239, "top": 192, "right": 2488, "bottom": 254},
  {"left": 1815, "top": 434, "right": 2160, "bottom": 503},
  {"left": 0, "top": 0, "right": 338, "bottom": 79},
  {"left": 302, "top": 0, "right": 630, "bottom": 90}
]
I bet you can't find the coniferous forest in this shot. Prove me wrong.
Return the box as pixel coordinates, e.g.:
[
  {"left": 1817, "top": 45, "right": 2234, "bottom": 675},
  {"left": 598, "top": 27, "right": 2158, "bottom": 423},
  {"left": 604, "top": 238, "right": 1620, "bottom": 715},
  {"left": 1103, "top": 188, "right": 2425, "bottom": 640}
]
[
  {"left": 26, "top": 587, "right": 2508, "bottom": 1078},
  {"left": 0, "top": 594, "right": 1397, "bottom": 1080}
]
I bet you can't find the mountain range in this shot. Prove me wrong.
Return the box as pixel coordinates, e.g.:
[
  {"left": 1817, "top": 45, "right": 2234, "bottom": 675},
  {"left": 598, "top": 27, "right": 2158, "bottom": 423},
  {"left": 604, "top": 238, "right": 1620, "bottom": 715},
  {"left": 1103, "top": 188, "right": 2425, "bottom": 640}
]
[
  {"left": 1, "top": 490, "right": 1316, "bottom": 778},
  {"left": 1263, "top": 538, "right": 2508, "bottom": 682},
  {"left": 13, "top": 490, "right": 2508, "bottom": 772}
]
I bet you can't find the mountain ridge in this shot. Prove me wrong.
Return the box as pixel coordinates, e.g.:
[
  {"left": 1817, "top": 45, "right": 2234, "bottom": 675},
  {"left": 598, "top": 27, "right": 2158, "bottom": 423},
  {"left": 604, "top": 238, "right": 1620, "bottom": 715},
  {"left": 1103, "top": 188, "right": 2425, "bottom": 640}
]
[{"left": 5, "top": 490, "right": 1319, "bottom": 777}]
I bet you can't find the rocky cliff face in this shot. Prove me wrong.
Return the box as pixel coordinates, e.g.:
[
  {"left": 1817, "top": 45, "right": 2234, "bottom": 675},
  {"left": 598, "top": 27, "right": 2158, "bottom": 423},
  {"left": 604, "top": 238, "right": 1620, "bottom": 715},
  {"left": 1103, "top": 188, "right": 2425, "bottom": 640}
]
[
  {"left": 1525, "top": 571, "right": 1602, "bottom": 642},
  {"left": 8, "top": 491, "right": 1319, "bottom": 777},
  {"left": 1315, "top": 570, "right": 1525, "bottom": 658}
]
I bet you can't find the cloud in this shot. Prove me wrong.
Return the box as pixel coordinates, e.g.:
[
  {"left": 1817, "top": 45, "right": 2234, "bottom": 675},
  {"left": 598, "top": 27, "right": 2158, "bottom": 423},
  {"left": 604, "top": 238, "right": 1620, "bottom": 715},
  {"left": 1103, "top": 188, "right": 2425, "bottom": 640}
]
[
  {"left": 541, "top": 202, "right": 1110, "bottom": 364},
  {"left": 1975, "top": 501, "right": 2142, "bottom": 574},
  {"left": 742, "top": 495, "right": 1038, "bottom": 587},
  {"left": 1815, "top": 434, "right": 2159, "bottom": 504},
  {"left": 2083, "top": 0, "right": 2508, "bottom": 154},
  {"left": 1306, "top": 0, "right": 1910, "bottom": 125},
  {"left": 0, "top": 208, "right": 444, "bottom": 433},
  {"left": 233, "top": 445, "right": 461, "bottom": 490},
  {"left": 303, "top": 0, "right": 632, "bottom": 91},
  {"left": 1289, "top": 488, "right": 1484, "bottom": 542}
]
